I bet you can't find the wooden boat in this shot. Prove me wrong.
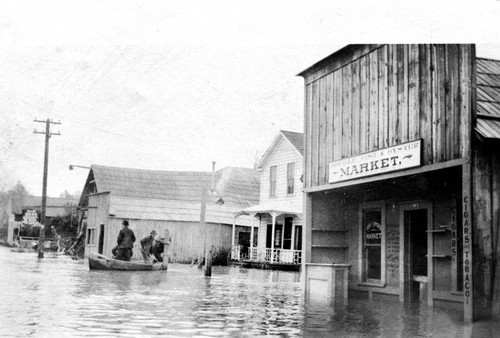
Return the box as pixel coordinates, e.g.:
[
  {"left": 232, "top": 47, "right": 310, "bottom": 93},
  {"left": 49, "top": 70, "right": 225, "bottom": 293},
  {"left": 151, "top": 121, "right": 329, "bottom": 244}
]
[{"left": 88, "top": 253, "right": 166, "bottom": 271}]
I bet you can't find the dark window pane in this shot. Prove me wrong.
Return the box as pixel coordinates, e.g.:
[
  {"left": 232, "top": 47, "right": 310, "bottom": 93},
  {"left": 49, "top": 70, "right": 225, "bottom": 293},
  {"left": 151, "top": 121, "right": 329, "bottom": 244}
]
[{"left": 367, "top": 246, "right": 381, "bottom": 279}]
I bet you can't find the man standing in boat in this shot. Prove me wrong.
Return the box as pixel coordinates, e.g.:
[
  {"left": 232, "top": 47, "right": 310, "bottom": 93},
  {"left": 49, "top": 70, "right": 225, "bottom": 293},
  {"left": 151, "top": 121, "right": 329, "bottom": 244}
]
[
  {"left": 140, "top": 230, "right": 157, "bottom": 263},
  {"left": 114, "top": 220, "right": 136, "bottom": 261}
]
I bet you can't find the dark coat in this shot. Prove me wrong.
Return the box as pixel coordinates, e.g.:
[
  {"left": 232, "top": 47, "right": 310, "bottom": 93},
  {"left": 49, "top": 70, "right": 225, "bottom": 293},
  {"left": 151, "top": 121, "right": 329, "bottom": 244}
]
[
  {"left": 117, "top": 227, "right": 136, "bottom": 249},
  {"left": 151, "top": 242, "right": 164, "bottom": 262},
  {"left": 140, "top": 235, "right": 155, "bottom": 252}
]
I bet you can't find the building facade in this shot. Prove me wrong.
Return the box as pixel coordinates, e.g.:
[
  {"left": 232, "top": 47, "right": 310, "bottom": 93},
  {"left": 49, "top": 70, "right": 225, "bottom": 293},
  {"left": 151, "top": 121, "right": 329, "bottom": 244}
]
[
  {"left": 299, "top": 44, "right": 500, "bottom": 322},
  {"left": 232, "top": 130, "right": 304, "bottom": 270},
  {"left": 79, "top": 165, "right": 260, "bottom": 263}
]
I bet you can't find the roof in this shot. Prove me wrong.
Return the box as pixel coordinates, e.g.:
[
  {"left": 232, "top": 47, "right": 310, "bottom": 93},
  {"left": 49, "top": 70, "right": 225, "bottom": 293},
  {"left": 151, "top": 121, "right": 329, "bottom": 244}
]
[
  {"left": 281, "top": 130, "right": 304, "bottom": 155},
  {"left": 256, "top": 130, "right": 304, "bottom": 169},
  {"left": 476, "top": 58, "right": 500, "bottom": 140},
  {"left": 82, "top": 164, "right": 260, "bottom": 225},
  {"left": 11, "top": 195, "right": 78, "bottom": 216}
]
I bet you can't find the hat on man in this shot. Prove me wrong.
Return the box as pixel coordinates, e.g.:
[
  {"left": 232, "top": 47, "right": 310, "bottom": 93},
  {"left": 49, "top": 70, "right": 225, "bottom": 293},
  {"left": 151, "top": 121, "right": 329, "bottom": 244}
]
[
  {"left": 150, "top": 230, "right": 157, "bottom": 235},
  {"left": 122, "top": 220, "right": 129, "bottom": 226}
]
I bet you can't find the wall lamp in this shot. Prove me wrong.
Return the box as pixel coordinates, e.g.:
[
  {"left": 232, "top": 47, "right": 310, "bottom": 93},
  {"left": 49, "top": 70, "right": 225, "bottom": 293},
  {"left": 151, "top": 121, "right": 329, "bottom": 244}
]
[{"left": 69, "top": 164, "right": 91, "bottom": 170}]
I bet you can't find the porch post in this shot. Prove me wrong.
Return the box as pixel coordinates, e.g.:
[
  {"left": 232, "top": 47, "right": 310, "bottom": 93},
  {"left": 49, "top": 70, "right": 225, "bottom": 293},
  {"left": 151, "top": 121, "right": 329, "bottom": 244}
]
[
  {"left": 231, "top": 215, "right": 236, "bottom": 248},
  {"left": 271, "top": 212, "right": 276, "bottom": 263},
  {"left": 250, "top": 213, "right": 255, "bottom": 254},
  {"left": 291, "top": 217, "right": 296, "bottom": 262}
]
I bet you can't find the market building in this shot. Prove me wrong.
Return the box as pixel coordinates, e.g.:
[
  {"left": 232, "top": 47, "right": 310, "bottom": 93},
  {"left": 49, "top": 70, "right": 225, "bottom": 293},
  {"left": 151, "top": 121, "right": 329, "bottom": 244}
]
[{"left": 298, "top": 44, "right": 500, "bottom": 322}]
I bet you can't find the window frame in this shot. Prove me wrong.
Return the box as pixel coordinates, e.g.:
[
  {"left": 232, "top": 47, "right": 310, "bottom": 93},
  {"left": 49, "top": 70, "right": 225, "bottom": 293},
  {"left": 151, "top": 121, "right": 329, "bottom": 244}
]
[
  {"left": 269, "top": 165, "right": 277, "bottom": 198},
  {"left": 86, "top": 227, "right": 96, "bottom": 246},
  {"left": 286, "top": 162, "right": 295, "bottom": 195},
  {"left": 358, "top": 201, "right": 386, "bottom": 287}
]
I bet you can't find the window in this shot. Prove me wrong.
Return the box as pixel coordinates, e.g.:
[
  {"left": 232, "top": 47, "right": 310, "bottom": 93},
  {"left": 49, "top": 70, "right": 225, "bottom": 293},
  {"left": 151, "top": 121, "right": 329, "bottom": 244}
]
[
  {"left": 287, "top": 162, "right": 295, "bottom": 195},
  {"left": 359, "top": 203, "right": 385, "bottom": 285},
  {"left": 87, "top": 228, "right": 96, "bottom": 245},
  {"left": 269, "top": 165, "right": 277, "bottom": 197}
]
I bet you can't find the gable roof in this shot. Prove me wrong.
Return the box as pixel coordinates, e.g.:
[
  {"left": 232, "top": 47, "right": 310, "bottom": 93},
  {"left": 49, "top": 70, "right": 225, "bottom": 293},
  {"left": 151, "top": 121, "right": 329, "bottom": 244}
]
[
  {"left": 475, "top": 57, "right": 500, "bottom": 140},
  {"left": 80, "top": 164, "right": 260, "bottom": 225},
  {"left": 281, "top": 130, "right": 304, "bottom": 155},
  {"left": 256, "top": 130, "right": 304, "bottom": 170}
]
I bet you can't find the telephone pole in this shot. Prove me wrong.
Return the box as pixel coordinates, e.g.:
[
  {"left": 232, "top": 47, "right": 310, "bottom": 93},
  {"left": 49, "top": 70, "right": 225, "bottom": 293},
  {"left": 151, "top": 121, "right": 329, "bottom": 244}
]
[{"left": 34, "top": 118, "right": 61, "bottom": 258}]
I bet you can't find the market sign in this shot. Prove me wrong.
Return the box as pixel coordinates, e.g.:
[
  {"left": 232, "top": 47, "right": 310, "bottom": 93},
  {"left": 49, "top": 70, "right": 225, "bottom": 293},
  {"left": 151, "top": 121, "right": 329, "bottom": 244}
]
[{"left": 328, "top": 139, "right": 421, "bottom": 184}]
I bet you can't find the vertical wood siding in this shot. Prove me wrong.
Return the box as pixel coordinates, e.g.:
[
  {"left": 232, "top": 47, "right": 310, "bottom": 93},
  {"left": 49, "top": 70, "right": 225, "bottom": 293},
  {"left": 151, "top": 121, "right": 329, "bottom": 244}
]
[{"left": 303, "top": 44, "right": 473, "bottom": 188}]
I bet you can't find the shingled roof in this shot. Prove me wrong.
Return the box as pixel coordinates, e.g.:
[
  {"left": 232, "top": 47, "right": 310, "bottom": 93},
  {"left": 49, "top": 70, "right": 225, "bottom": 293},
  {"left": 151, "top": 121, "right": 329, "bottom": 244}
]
[
  {"left": 256, "top": 130, "right": 304, "bottom": 169},
  {"left": 475, "top": 58, "right": 500, "bottom": 140},
  {"left": 80, "top": 165, "right": 260, "bottom": 224},
  {"left": 281, "top": 130, "right": 304, "bottom": 155}
]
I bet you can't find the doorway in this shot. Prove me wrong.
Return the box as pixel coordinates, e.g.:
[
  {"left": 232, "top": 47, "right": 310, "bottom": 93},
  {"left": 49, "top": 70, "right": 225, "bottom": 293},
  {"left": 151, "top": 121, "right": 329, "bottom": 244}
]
[
  {"left": 400, "top": 203, "right": 432, "bottom": 304},
  {"left": 98, "top": 224, "right": 105, "bottom": 254}
]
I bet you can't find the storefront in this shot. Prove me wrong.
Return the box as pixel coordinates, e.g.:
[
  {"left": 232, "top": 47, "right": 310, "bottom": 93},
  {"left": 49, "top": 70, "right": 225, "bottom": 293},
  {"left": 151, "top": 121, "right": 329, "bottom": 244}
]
[{"left": 299, "top": 44, "right": 500, "bottom": 322}]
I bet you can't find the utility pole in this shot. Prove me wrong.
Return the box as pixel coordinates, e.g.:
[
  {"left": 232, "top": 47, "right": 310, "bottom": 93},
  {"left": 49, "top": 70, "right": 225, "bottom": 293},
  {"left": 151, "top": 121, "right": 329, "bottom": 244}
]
[{"left": 34, "top": 118, "right": 61, "bottom": 258}]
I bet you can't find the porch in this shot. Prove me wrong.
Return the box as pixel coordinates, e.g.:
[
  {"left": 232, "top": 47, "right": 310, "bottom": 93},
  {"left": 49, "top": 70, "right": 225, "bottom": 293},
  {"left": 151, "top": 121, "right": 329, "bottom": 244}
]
[
  {"left": 231, "top": 201, "right": 303, "bottom": 271},
  {"left": 231, "top": 245, "right": 302, "bottom": 271}
]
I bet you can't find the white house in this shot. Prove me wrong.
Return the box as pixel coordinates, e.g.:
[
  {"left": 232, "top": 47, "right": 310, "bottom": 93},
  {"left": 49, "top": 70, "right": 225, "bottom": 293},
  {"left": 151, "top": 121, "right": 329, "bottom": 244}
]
[{"left": 232, "top": 130, "right": 303, "bottom": 270}]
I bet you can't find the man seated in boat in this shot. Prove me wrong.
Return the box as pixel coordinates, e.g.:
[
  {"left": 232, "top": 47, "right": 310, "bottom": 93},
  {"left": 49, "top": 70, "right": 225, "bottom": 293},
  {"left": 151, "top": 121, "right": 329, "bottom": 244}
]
[
  {"left": 151, "top": 235, "right": 170, "bottom": 263},
  {"left": 113, "top": 220, "right": 136, "bottom": 261},
  {"left": 140, "top": 230, "right": 157, "bottom": 263}
]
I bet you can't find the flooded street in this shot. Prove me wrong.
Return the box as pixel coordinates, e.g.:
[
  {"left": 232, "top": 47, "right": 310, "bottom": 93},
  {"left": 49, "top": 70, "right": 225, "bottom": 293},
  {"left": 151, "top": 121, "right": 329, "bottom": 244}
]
[{"left": 0, "top": 247, "right": 499, "bottom": 337}]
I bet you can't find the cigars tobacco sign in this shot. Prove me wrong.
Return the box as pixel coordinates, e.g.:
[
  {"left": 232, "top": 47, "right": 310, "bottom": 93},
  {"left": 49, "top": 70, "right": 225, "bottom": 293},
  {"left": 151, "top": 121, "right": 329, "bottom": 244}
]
[{"left": 328, "top": 140, "right": 422, "bottom": 184}]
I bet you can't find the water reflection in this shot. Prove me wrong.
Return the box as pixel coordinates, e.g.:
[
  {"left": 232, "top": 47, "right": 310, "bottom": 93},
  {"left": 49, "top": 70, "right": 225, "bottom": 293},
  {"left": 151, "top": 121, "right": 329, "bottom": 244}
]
[{"left": 1, "top": 247, "right": 499, "bottom": 337}]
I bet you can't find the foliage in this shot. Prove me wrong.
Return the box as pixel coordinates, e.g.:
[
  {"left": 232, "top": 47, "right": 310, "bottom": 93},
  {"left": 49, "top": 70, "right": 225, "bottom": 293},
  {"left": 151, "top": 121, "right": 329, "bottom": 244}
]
[
  {"left": 211, "top": 247, "right": 231, "bottom": 266},
  {"left": 47, "top": 214, "right": 79, "bottom": 238},
  {"left": 18, "top": 214, "right": 78, "bottom": 239}
]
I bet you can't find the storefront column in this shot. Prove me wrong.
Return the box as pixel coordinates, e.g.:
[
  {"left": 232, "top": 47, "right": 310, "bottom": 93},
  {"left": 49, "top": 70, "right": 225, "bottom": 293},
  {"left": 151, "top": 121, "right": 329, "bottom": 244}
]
[{"left": 463, "top": 163, "right": 473, "bottom": 323}]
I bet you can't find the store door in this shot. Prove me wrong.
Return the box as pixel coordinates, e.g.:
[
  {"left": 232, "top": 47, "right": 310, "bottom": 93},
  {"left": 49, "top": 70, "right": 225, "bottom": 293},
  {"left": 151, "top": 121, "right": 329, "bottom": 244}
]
[{"left": 400, "top": 203, "right": 432, "bottom": 304}]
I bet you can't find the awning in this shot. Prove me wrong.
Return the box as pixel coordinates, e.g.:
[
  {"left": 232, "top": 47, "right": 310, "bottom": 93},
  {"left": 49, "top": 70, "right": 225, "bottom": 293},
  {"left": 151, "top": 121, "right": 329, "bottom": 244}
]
[
  {"left": 475, "top": 117, "right": 500, "bottom": 140},
  {"left": 238, "top": 200, "right": 302, "bottom": 217}
]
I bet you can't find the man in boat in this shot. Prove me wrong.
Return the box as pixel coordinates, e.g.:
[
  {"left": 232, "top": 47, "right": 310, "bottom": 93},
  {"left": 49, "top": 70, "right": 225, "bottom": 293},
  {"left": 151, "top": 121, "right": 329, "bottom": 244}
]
[
  {"left": 151, "top": 235, "right": 170, "bottom": 263},
  {"left": 114, "top": 220, "right": 136, "bottom": 261},
  {"left": 140, "top": 230, "right": 157, "bottom": 263}
]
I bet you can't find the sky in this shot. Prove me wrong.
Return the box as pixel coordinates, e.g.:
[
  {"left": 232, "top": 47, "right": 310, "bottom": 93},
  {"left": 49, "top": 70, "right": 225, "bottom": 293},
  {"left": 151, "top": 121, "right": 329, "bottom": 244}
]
[{"left": 0, "top": 0, "right": 499, "bottom": 197}]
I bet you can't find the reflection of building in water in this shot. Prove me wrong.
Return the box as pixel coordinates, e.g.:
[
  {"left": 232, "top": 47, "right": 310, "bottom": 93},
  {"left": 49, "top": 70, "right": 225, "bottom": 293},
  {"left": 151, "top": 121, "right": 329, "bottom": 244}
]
[{"left": 299, "top": 44, "right": 500, "bottom": 322}]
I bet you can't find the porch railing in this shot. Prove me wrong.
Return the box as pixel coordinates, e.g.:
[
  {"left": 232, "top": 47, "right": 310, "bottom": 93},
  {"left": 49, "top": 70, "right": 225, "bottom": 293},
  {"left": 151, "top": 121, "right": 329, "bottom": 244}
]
[{"left": 231, "top": 246, "right": 302, "bottom": 264}]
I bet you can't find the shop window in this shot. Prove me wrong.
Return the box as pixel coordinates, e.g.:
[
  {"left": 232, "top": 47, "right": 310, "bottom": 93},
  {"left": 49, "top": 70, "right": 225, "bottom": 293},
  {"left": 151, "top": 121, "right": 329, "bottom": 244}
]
[
  {"left": 269, "top": 165, "right": 277, "bottom": 197},
  {"left": 359, "top": 203, "right": 386, "bottom": 285},
  {"left": 287, "top": 162, "right": 295, "bottom": 195}
]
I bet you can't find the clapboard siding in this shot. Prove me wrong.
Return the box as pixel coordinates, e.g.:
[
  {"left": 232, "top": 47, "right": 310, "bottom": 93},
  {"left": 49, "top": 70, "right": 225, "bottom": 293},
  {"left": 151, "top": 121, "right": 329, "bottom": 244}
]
[
  {"left": 302, "top": 44, "right": 474, "bottom": 188},
  {"left": 260, "top": 138, "right": 303, "bottom": 207}
]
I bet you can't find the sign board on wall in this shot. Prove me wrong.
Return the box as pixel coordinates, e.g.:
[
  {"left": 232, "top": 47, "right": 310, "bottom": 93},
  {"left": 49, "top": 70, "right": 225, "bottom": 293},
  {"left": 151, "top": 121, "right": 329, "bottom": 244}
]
[
  {"left": 23, "top": 210, "right": 37, "bottom": 225},
  {"left": 328, "top": 140, "right": 422, "bottom": 184}
]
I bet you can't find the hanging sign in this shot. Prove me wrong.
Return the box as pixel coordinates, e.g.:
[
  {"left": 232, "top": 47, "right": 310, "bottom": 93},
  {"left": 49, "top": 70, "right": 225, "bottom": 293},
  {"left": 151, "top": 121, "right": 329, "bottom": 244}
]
[{"left": 328, "top": 139, "right": 421, "bottom": 184}]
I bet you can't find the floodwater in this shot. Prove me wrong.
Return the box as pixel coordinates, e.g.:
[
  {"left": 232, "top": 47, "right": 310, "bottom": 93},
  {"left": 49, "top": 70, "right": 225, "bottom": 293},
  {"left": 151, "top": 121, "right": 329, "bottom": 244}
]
[{"left": 0, "top": 247, "right": 499, "bottom": 337}]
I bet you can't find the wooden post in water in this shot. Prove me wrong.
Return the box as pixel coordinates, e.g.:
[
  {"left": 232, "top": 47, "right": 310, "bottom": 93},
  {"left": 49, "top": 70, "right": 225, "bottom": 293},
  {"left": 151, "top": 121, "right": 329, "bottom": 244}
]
[{"left": 161, "top": 229, "right": 170, "bottom": 270}]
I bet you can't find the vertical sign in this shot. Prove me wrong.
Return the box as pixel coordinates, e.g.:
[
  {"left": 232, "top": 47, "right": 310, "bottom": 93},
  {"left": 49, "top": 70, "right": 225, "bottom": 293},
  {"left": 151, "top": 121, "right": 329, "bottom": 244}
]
[
  {"left": 450, "top": 204, "right": 457, "bottom": 292},
  {"left": 462, "top": 164, "right": 473, "bottom": 323}
]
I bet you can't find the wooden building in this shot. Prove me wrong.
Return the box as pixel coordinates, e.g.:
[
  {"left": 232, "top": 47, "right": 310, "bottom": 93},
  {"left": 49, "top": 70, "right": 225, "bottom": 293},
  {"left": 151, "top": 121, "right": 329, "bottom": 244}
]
[
  {"left": 299, "top": 44, "right": 500, "bottom": 322},
  {"left": 232, "top": 130, "right": 304, "bottom": 270},
  {"left": 0, "top": 195, "right": 78, "bottom": 244},
  {"left": 78, "top": 165, "right": 260, "bottom": 263}
]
